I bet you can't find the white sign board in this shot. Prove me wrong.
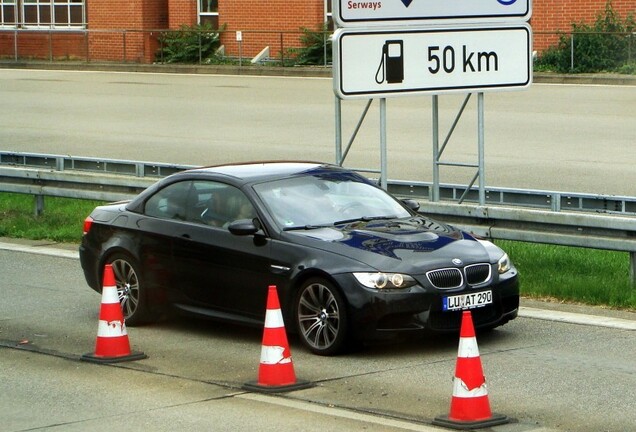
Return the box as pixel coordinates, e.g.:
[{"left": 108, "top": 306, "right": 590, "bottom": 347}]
[
  {"left": 334, "top": 0, "right": 531, "bottom": 27},
  {"left": 333, "top": 25, "right": 532, "bottom": 99}
]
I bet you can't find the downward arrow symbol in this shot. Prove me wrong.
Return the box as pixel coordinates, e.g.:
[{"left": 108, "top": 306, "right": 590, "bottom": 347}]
[{"left": 400, "top": 0, "right": 414, "bottom": 7}]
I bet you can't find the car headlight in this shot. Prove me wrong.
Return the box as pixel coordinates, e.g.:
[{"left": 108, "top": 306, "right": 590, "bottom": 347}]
[
  {"left": 478, "top": 239, "right": 513, "bottom": 274},
  {"left": 353, "top": 272, "right": 417, "bottom": 289},
  {"left": 497, "top": 253, "right": 511, "bottom": 274}
]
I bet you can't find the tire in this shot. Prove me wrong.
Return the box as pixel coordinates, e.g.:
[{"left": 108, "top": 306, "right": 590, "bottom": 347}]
[
  {"left": 294, "top": 278, "right": 348, "bottom": 356},
  {"left": 106, "top": 253, "right": 153, "bottom": 326}
]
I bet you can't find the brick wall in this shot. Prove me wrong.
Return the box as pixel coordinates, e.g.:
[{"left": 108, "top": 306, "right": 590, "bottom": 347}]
[
  {"left": 219, "top": 0, "right": 326, "bottom": 59},
  {"left": 0, "top": 32, "right": 86, "bottom": 60},
  {"left": 167, "top": 0, "right": 197, "bottom": 30},
  {"left": 531, "top": 0, "right": 636, "bottom": 51},
  {"left": 87, "top": 0, "right": 168, "bottom": 63}
]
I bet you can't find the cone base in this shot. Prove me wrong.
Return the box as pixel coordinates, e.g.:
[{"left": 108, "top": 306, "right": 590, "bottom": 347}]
[
  {"left": 243, "top": 379, "right": 313, "bottom": 394},
  {"left": 432, "top": 413, "right": 509, "bottom": 430},
  {"left": 81, "top": 351, "right": 148, "bottom": 364}
]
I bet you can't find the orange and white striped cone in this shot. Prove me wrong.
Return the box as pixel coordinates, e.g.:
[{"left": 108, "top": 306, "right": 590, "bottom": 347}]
[
  {"left": 243, "top": 285, "right": 312, "bottom": 393},
  {"left": 433, "top": 310, "right": 508, "bottom": 430},
  {"left": 81, "top": 264, "right": 147, "bottom": 364}
]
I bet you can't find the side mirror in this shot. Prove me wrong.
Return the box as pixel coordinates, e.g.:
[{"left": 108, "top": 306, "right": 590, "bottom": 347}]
[
  {"left": 402, "top": 199, "right": 420, "bottom": 212},
  {"left": 228, "top": 219, "right": 259, "bottom": 236}
]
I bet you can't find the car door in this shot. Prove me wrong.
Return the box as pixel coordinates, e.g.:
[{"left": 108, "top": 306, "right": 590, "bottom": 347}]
[
  {"left": 171, "top": 180, "right": 274, "bottom": 320},
  {"left": 137, "top": 180, "right": 192, "bottom": 294}
]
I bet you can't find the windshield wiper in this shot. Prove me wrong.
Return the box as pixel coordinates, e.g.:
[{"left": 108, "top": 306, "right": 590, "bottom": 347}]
[
  {"left": 333, "top": 215, "right": 397, "bottom": 226},
  {"left": 283, "top": 224, "right": 331, "bottom": 231}
]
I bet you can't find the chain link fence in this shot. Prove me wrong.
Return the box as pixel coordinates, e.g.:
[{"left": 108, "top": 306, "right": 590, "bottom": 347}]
[
  {"left": 534, "top": 30, "right": 635, "bottom": 73},
  {"left": 0, "top": 28, "right": 634, "bottom": 73},
  {"left": 0, "top": 28, "right": 332, "bottom": 67}
]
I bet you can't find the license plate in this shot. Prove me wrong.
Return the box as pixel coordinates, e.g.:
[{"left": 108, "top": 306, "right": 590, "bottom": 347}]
[{"left": 442, "top": 290, "right": 493, "bottom": 311}]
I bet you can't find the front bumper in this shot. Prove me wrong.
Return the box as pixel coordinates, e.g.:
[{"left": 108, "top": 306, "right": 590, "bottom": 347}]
[{"left": 333, "top": 270, "right": 520, "bottom": 341}]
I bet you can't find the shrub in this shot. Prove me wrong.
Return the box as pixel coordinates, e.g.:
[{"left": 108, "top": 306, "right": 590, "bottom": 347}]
[
  {"left": 156, "top": 24, "right": 224, "bottom": 64},
  {"left": 288, "top": 25, "right": 332, "bottom": 66}
]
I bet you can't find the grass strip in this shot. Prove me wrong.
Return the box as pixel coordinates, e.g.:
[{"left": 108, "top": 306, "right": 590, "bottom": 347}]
[
  {"left": 497, "top": 240, "right": 635, "bottom": 310},
  {"left": 0, "top": 193, "right": 102, "bottom": 243}
]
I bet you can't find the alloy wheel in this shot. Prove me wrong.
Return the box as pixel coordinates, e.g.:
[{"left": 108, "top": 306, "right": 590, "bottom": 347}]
[
  {"left": 296, "top": 279, "right": 346, "bottom": 355},
  {"left": 110, "top": 257, "right": 140, "bottom": 321}
]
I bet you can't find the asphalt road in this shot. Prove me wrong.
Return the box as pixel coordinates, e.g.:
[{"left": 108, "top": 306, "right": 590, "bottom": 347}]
[
  {"left": 0, "top": 245, "right": 635, "bottom": 432},
  {"left": 0, "top": 68, "right": 635, "bottom": 196},
  {"left": 1, "top": 68, "right": 636, "bottom": 431}
]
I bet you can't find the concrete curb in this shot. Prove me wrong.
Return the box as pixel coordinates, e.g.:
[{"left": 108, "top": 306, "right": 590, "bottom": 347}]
[
  {"left": 519, "top": 307, "right": 636, "bottom": 330},
  {"left": 0, "top": 61, "right": 333, "bottom": 78},
  {"left": 0, "top": 240, "right": 79, "bottom": 260}
]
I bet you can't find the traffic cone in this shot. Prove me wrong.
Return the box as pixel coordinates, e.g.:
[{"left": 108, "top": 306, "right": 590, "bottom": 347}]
[
  {"left": 433, "top": 310, "right": 508, "bottom": 430},
  {"left": 81, "top": 264, "right": 147, "bottom": 364},
  {"left": 243, "top": 285, "right": 312, "bottom": 393}
]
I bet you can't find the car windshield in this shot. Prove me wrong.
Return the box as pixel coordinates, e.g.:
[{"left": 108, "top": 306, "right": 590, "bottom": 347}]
[{"left": 253, "top": 172, "right": 412, "bottom": 230}]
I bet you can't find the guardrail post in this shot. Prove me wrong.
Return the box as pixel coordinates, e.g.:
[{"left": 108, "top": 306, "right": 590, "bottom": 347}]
[
  {"left": 630, "top": 252, "right": 636, "bottom": 288},
  {"left": 34, "top": 195, "right": 45, "bottom": 217},
  {"left": 552, "top": 193, "right": 561, "bottom": 211}
]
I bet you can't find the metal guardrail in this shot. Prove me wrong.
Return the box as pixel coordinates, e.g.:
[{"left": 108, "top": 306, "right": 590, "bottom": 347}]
[
  {"left": 0, "top": 152, "right": 194, "bottom": 214},
  {"left": 2, "top": 151, "right": 636, "bottom": 284},
  {"left": 389, "top": 180, "right": 636, "bottom": 215},
  {"left": 0, "top": 165, "right": 155, "bottom": 203},
  {"left": 4, "top": 151, "right": 636, "bottom": 215},
  {"left": 0, "top": 151, "right": 193, "bottom": 178},
  {"left": 422, "top": 201, "right": 636, "bottom": 253}
]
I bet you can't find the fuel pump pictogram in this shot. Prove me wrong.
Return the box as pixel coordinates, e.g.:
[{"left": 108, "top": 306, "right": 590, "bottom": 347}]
[{"left": 375, "top": 40, "right": 404, "bottom": 84}]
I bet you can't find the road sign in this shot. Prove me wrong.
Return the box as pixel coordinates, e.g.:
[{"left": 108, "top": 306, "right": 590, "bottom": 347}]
[
  {"left": 334, "top": 0, "right": 531, "bottom": 27},
  {"left": 333, "top": 25, "right": 532, "bottom": 99}
]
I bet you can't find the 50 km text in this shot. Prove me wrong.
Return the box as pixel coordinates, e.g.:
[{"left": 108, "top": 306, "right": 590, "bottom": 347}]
[{"left": 427, "top": 45, "right": 499, "bottom": 74}]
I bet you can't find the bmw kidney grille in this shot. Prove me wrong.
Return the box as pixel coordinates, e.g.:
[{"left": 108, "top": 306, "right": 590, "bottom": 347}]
[{"left": 426, "top": 263, "right": 491, "bottom": 289}]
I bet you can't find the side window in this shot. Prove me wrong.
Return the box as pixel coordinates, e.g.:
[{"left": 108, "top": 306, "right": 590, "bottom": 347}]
[
  {"left": 188, "top": 181, "right": 256, "bottom": 228},
  {"left": 144, "top": 181, "right": 191, "bottom": 221}
]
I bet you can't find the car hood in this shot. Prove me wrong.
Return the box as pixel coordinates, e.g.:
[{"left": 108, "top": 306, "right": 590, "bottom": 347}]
[{"left": 285, "top": 217, "right": 491, "bottom": 272}]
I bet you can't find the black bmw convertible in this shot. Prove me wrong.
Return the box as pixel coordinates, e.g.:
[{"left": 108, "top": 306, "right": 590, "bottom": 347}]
[{"left": 80, "top": 161, "right": 519, "bottom": 355}]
